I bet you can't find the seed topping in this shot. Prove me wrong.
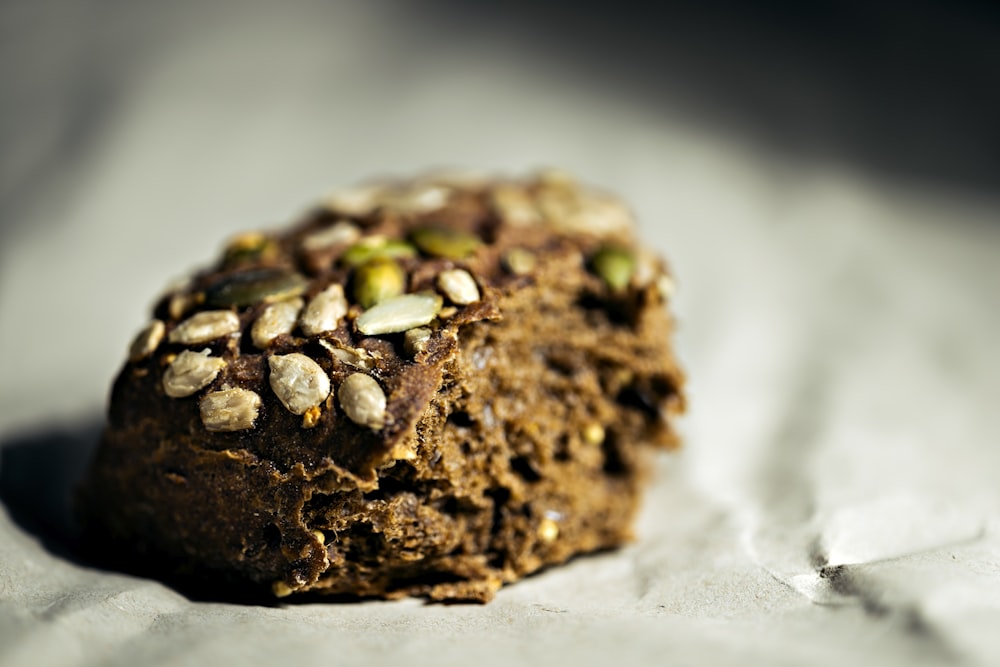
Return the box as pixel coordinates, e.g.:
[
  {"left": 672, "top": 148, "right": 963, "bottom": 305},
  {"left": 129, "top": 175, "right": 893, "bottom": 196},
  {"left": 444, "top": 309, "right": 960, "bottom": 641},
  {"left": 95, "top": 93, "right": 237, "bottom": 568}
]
[
  {"left": 169, "top": 310, "right": 240, "bottom": 345},
  {"left": 199, "top": 388, "right": 262, "bottom": 432},
  {"left": 501, "top": 248, "right": 537, "bottom": 276},
  {"left": 338, "top": 373, "right": 387, "bottom": 430},
  {"left": 301, "top": 220, "right": 361, "bottom": 252},
  {"left": 251, "top": 297, "right": 303, "bottom": 349},
  {"left": 163, "top": 349, "right": 227, "bottom": 398},
  {"left": 353, "top": 257, "right": 406, "bottom": 309},
  {"left": 356, "top": 293, "right": 443, "bottom": 336},
  {"left": 590, "top": 245, "right": 636, "bottom": 291},
  {"left": 129, "top": 320, "right": 165, "bottom": 362},
  {"left": 340, "top": 237, "right": 417, "bottom": 267},
  {"left": 410, "top": 226, "right": 481, "bottom": 259},
  {"left": 268, "top": 353, "right": 331, "bottom": 415},
  {"left": 203, "top": 268, "right": 308, "bottom": 308},
  {"left": 300, "top": 284, "right": 348, "bottom": 336},
  {"left": 436, "top": 268, "right": 480, "bottom": 305},
  {"left": 403, "top": 327, "right": 432, "bottom": 357}
]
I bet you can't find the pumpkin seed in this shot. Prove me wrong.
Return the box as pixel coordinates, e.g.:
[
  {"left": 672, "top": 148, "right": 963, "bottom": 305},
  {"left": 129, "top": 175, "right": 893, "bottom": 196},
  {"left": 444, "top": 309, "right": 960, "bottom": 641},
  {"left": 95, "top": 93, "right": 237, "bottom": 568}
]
[
  {"left": 222, "top": 232, "right": 278, "bottom": 267},
  {"left": 203, "top": 268, "right": 308, "bottom": 308},
  {"left": 353, "top": 257, "right": 406, "bottom": 308},
  {"left": 340, "top": 238, "right": 417, "bottom": 267},
  {"left": 355, "top": 293, "right": 442, "bottom": 335},
  {"left": 590, "top": 245, "right": 636, "bottom": 290},
  {"left": 410, "top": 226, "right": 481, "bottom": 259}
]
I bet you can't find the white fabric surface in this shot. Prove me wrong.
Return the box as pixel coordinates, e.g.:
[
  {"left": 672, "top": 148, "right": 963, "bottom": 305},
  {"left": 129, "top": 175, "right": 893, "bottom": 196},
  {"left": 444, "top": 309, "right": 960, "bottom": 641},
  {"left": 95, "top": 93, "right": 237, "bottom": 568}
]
[{"left": 2, "top": 2, "right": 999, "bottom": 666}]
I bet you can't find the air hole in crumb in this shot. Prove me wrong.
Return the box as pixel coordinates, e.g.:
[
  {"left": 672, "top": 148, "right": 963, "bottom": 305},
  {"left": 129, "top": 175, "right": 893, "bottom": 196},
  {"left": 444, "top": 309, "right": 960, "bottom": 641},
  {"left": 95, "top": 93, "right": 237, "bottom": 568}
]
[
  {"left": 616, "top": 385, "right": 658, "bottom": 418},
  {"left": 448, "top": 411, "right": 475, "bottom": 428},
  {"left": 510, "top": 456, "right": 542, "bottom": 483},
  {"left": 263, "top": 523, "right": 282, "bottom": 550},
  {"left": 601, "top": 431, "right": 628, "bottom": 476},
  {"left": 575, "top": 292, "right": 631, "bottom": 326}
]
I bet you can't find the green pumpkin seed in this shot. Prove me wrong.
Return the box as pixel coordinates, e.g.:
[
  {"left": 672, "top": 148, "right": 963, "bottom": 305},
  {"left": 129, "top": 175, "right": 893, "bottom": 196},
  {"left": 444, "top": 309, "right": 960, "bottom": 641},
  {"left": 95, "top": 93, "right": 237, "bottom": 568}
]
[
  {"left": 222, "top": 232, "right": 278, "bottom": 267},
  {"left": 590, "top": 245, "right": 636, "bottom": 291},
  {"left": 353, "top": 257, "right": 406, "bottom": 308},
  {"left": 203, "top": 268, "right": 308, "bottom": 307},
  {"left": 410, "top": 226, "right": 481, "bottom": 259},
  {"left": 340, "top": 238, "right": 417, "bottom": 267}
]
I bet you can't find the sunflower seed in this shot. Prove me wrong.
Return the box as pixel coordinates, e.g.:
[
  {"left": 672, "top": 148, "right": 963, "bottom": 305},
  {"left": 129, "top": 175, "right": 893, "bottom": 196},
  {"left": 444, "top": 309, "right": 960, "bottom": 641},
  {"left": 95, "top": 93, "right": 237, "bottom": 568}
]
[
  {"left": 353, "top": 257, "right": 406, "bottom": 308},
  {"left": 403, "top": 327, "right": 432, "bottom": 357},
  {"left": 319, "top": 339, "right": 378, "bottom": 371},
  {"left": 163, "top": 349, "right": 227, "bottom": 398},
  {"left": 199, "top": 388, "right": 262, "bottom": 432},
  {"left": 355, "top": 293, "right": 442, "bottom": 335},
  {"left": 338, "top": 373, "right": 386, "bottom": 430},
  {"left": 251, "top": 297, "right": 303, "bottom": 349},
  {"left": 301, "top": 220, "right": 361, "bottom": 252},
  {"left": 436, "top": 268, "right": 480, "bottom": 305},
  {"left": 203, "top": 268, "right": 308, "bottom": 308},
  {"left": 501, "top": 247, "right": 537, "bottom": 275},
  {"left": 299, "top": 284, "right": 348, "bottom": 336},
  {"left": 384, "top": 185, "right": 450, "bottom": 214},
  {"left": 268, "top": 353, "right": 331, "bottom": 415},
  {"left": 323, "top": 183, "right": 387, "bottom": 217},
  {"left": 489, "top": 184, "right": 541, "bottom": 226},
  {"left": 128, "top": 320, "right": 165, "bottom": 362},
  {"left": 169, "top": 310, "right": 240, "bottom": 345}
]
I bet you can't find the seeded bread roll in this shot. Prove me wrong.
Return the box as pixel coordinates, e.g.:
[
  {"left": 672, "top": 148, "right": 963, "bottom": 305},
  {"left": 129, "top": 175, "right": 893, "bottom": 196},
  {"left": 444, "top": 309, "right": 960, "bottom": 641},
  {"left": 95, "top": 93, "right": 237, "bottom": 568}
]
[{"left": 77, "top": 170, "right": 686, "bottom": 602}]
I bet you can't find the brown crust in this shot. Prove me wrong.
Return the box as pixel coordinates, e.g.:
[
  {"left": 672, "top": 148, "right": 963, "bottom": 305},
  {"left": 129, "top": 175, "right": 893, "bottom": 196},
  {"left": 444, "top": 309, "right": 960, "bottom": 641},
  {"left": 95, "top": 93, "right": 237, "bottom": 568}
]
[{"left": 77, "top": 171, "right": 685, "bottom": 602}]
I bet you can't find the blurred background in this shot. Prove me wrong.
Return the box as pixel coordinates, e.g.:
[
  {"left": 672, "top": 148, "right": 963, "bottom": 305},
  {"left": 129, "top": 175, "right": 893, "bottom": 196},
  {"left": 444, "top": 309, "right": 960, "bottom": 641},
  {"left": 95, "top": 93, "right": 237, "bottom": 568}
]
[{"left": 2, "top": 1, "right": 1000, "bottom": 664}]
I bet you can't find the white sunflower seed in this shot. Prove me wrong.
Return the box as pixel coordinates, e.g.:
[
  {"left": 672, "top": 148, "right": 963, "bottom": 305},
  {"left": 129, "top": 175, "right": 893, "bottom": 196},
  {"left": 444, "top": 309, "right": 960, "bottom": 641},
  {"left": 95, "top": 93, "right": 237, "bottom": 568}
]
[
  {"left": 338, "top": 373, "right": 386, "bottom": 430},
  {"left": 323, "top": 184, "right": 387, "bottom": 217},
  {"left": 251, "top": 297, "right": 303, "bottom": 349},
  {"left": 163, "top": 349, "right": 227, "bottom": 398},
  {"left": 301, "top": 221, "right": 361, "bottom": 252},
  {"left": 199, "top": 388, "right": 262, "bottom": 432},
  {"left": 385, "top": 185, "right": 450, "bottom": 214},
  {"left": 355, "top": 293, "right": 442, "bottom": 335},
  {"left": 168, "top": 310, "right": 240, "bottom": 345},
  {"left": 299, "top": 284, "right": 348, "bottom": 336},
  {"left": 128, "top": 320, "right": 165, "bottom": 362},
  {"left": 403, "top": 327, "right": 432, "bottom": 357},
  {"left": 502, "top": 247, "right": 536, "bottom": 275},
  {"left": 268, "top": 353, "right": 331, "bottom": 415},
  {"left": 319, "top": 339, "right": 378, "bottom": 371},
  {"left": 489, "top": 184, "right": 541, "bottom": 226},
  {"left": 436, "top": 269, "right": 480, "bottom": 305}
]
